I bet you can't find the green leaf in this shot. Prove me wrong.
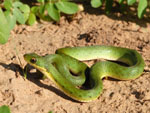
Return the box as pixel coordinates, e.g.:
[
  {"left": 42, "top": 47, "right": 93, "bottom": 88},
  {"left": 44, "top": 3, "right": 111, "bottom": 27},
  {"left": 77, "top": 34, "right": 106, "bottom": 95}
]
[
  {"left": 138, "top": 0, "right": 147, "bottom": 18},
  {"left": 39, "top": 4, "right": 45, "bottom": 15},
  {"left": 4, "top": 0, "right": 13, "bottom": 10},
  {"left": 61, "top": 0, "right": 69, "bottom": 1},
  {"left": 0, "top": 105, "right": 11, "bottom": 113},
  {"left": 37, "top": 0, "right": 45, "bottom": 3},
  {"left": 31, "top": 6, "right": 39, "bottom": 15},
  {"left": 105, "top": 0, "right": 113, "bottom": 14},
  {"left": 13, "top": 0, "right": 21, "bottom": 1},
  {"left": 13, "top": 7, "right": 25, "bottom": 24},
  {"left": 40, "top": 15, "right": 52, "bottom": 21},
  {"left": 37, "top": 4, "right": 52, "bottom": 21},
  {"left": 91, "top": 0, "right": 102, "bottom": 8},
  {"left": 46, "top": 3, "right": 60, "bottom": 21},
  {"left": 19, "top": 4, "right": 30, "bottom": 13},
  {"left": 55, "top": 1, "right": 78, "bottom": 14},
  {"left": 13, "top": 2, "right": 30, "bottom": 23},
  {"left": 13, "top": 1, "right": 23, "bottom": 7},
  {"left": 127, "top": 0, "right": 136, "bottom": 5},
  {"left": 27, "top": 13, "right": 36, "bottom": 25},
  {"left": 23, "top": 13, "right": 29, "bottom": 22},
  {"left": 119, "top": 0, "right": 124, "bottom": 4},
  {"left": 4, "top": 10, "right": 16, "bottom": 30},
  {"left": 0, "top": 8, "right": 10, "bottom": 44}
]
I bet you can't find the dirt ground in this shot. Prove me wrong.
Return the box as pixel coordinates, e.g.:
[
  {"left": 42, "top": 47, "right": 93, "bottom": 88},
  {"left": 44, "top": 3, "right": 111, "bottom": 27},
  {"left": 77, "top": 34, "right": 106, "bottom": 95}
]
[{"left": 0, "top": 4, "right": 150, "bottom": 113}]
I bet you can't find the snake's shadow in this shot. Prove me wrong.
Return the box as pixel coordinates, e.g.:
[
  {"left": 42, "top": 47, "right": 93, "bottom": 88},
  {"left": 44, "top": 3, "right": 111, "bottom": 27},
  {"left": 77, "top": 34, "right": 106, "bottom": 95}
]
[
  {"left": 25, "top": 64, "right": 80, "bottom": 102},
  {"left": 0, "top": 62, "right": 147, "bottom": 103},
  {"left": 0, "top": 62, "right": 80, "bottom": 103},
  {"left": 0, "top": 62, "right": 23, "bottom": 77}
]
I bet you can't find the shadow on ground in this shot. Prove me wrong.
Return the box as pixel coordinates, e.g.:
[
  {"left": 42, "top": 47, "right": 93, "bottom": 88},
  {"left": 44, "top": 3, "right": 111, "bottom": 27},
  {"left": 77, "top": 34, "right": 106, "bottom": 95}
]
[
  {"left": 79, "top": 1, "right": 150, "bottom": 27},
  {"left": 0, "top": 62, "right": 80, "bottom": 103}
]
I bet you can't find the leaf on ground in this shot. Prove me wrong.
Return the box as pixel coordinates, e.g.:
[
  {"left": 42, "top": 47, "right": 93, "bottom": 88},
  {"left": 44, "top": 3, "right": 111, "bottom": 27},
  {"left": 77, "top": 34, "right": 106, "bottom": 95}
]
[
  {"left": 4, "top": 10, "right": 16, "bottom": 30},
  {"left": 127, "top": 0, "right": 136, "bottom": 5},
  {"left": 37, "top": 0, "right": 45, "bottom": 3},
  {"left": 31, "top": 6, "right": 39, "bottom": 15},
  {"left": 40, "top": 15, "right": 52, "bottom": 21},
  {"left": 27, "top": 13, "right": 36, "bottom": 25},
  {"left": 39, "top": 4, "right": 45, "bottom": 15},
  {"left": 13, "top": 7, "right": 25, "bottom": 24},
  {"left": 91, "top": 0, "right": 102, "bottom": 8},
  {"left": 119, "top": 0, "right": 124, "bottom": 4},
  {"left": 55, "top": 1, "right": 78, "bottom": 14},
  {"left": 24, "top": 13, "right": 29, "bottom": 23},
  {"left": 46, "top": 3, "right": 60, "bottom": 21},
  {"left": 138, "top": 0, "right": 147, "bottom": 18},
  {"left": 0, "top": 105, "right": 11, "bottom": 113},
  {"left": 4, "top": 0, "right": 13, "bottom": 10},
  {"left": 19, "top": 4, "right": 30, "bottom": 13},
  {"left": 12, "top": 1, "right": 23, "bottom": 8},
  {"left": 0, "top": 8, "right": 10, "bottom": 44},
  {"left": 105, "top": 0, "right": 113, "bottom": 14}
]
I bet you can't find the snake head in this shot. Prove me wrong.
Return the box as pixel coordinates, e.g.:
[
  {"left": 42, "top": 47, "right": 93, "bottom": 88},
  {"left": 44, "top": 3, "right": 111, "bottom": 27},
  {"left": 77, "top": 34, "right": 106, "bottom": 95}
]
[{"left": 24, "top": 53, "right": 45, "bottom": 68}]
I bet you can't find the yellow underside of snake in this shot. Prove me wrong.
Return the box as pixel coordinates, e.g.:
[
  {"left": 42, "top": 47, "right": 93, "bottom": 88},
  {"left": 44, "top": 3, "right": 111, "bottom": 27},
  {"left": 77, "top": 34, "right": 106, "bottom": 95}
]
[{"left": 24, "top": 45, "right": 145, "bottom": 102}]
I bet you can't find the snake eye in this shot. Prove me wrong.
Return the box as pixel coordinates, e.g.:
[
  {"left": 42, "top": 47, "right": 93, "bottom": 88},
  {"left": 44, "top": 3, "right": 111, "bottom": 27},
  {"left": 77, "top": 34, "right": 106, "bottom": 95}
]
[{"left": 30, "top": 58, "right": 37, "bottom": 63}]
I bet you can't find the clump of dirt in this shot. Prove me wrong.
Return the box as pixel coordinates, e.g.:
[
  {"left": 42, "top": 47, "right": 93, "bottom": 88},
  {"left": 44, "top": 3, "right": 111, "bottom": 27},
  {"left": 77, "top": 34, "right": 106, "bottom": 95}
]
[{"left": 0, "top": 5, "right": 150, "bottom": 113}]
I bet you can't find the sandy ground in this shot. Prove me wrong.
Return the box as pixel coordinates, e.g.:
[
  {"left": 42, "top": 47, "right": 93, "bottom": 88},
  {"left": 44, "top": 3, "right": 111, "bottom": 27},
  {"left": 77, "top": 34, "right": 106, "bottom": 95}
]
[{"left": 0, "top": 4, "right": 150, "bottom": 113}]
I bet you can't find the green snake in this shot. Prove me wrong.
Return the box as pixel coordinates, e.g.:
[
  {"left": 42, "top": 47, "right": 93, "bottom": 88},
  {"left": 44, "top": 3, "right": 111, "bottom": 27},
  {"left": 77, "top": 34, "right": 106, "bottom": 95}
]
[{"left": 24, "top": 45, "right": 145, "bottom": 102}]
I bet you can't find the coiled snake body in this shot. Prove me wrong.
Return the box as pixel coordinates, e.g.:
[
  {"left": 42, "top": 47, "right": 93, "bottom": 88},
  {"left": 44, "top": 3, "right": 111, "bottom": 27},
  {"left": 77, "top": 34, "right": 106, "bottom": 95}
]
[{"left": 24, "top": 45, "right": 145, "bottom": 102}]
